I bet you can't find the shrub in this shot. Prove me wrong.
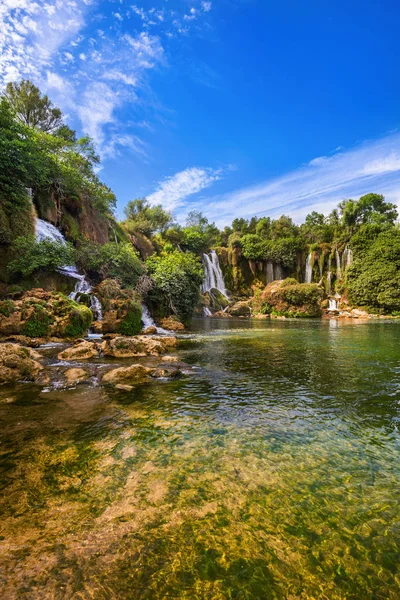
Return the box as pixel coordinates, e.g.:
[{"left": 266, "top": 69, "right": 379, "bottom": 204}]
[
  {"left": 75, "top": 240, "right": 143, "bottom": 287},
  {"left": 0, "top": 299, "right": 15, "bottom": 316},
  {"left": 8, "top": 236, "right": 75, "bottom": 277},
  {"left": 146, "top": 251, "right": 203, "bottom": 322},
  {"left": 261, "top": 282, "right": 324, "bottom": 317}
]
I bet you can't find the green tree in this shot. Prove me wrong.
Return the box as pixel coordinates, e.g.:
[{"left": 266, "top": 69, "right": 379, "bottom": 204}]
[
  {"left": 4, "top": 80, "right": 63, "bottom": 132},
  {"left": 7, "top": 236, "right": 75, "bottom": 277},
  {"left": 124, "top": 198, "right": 173, "bottom": 237}
]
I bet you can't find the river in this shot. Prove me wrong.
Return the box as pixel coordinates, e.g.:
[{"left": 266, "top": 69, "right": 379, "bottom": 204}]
[{"left": 1, "top": 318, "right": 400, "bottom": 599}]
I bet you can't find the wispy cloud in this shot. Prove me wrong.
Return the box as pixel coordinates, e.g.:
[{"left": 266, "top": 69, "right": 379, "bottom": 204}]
[
  {"left": 147, "top": 167, "right": 222, "bottom": 211},
  {"left": 196, "top": 133, "right": 400, "bottom": 226}
]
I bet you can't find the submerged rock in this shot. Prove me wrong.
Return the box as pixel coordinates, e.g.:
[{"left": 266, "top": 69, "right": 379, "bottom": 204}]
[
  {"left": 101, "top": 335, "right": 177, "bottom": 358},
  {"left": 0, "top": 343, "right": 43, "bottom": 384},
  {"left": 58, "top": 341, "right": 99, "bottom": 361},
  {"left": 152, "top": 365, "right": 181, "bottom": 379},
  {"left": 143, "top": 325, "right": 157, "bottom": 335},
  {"left": 102, "top": 364, "right": 152, "bottom": 385}
]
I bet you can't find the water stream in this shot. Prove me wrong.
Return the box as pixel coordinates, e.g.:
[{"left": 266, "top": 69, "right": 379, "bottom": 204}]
[
  {"left": 305, "top": 252, "right": 313, "bottom": 283},
  {"left": 202, "top": 250, "right": 228, "bottom": 297}
]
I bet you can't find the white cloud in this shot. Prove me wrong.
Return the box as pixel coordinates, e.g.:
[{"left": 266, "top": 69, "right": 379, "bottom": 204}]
[
  {"left": 202, "top": 2, "right": 212, "bottom": 12},
  {"left": 147, "top": 167, "right": 222, "bottom": 211},
  {"left": 197, "top": 133, "right": 400, "bottom": 226}
]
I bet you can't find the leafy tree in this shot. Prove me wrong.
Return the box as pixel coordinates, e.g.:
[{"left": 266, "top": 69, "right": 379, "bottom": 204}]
[
  {"left": 339, "top": 193, "right": 397, "bottom": 236},
  {"left": 256, "top": 217, "right": 271, "bottom": 238},
  {"left": 124, "top": 198, "right": 173, "bottom": 237},
  {"left": 146, "top": 251, "right": 203, "bottom": 321},
  {"left": 4, "top": 80, "right": 63, "bottom": 132},
  {"left": 270, "top": 215, "right": 299, "bottom": 240},
  {"left": 186, "top": 211, "right": 209, "bottom": 231},
  {"left": 231, "top": 218, "right": 249, "bottom": 234}
]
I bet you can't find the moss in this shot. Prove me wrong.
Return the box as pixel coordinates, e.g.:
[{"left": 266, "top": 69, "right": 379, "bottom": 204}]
[
  {"left": 61, "top": 212, "right": 80, "bottom": 242},
  {"left": 0, "top": 299, "right": 15, "bottom": 317},
  {"left": 118, "top": 301, "right": 142, "bottom": 336},
  {"left": 22, "top": 304, "right": 52, "bottom": 337},
  {"left": 64, "top": 305, "right": 93, "bottom": 338}
]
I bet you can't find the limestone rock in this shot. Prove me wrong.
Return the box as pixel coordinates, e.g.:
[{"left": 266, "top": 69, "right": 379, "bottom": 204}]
[
  {"left": 143, "top": 326, "right": 157, "bottom": 335},
  {"left": 102, "top": 364, "right": 152, "bottom": 385},
  {"left": 0, "top": 343, "right": 43, "bottom": 384},
  {"left": 58, "top": 341, "right": 99, "bottom": 361},
  {"left": 115, "top": 384, "right": 134, "bottom": 391},
  {"left": 152, "top": 366, "right": 181, "bottom": 379},
  {"left": 64, "top": 368, "right": 90, "bottom": 385},
  {"left": 227, "top": 301, "right": 251, "bottom": 317},
  {"left": 101, "top": 335, "right": 176, "bottom": 358},
  {"left": 159, "top": 317, "right": 185, "bottom": 331}
]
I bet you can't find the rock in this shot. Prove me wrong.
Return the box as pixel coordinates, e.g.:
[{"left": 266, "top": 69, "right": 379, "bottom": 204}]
[
  {"left": 102, "top": 364, "right": 152, "bottom": 385},
  {"left": 211, "top": 311, "right": 232, "bottom": 318},
  {"left": 162, "top": 355, "right": 179, "bottom": 362},
  {"left": 227, "top": 301, "right": 251, "bottom": 317},
  {"left": 115, "top": 384, "right": 134, "bottom": 391},
  {"left": 159, "top": 317, "right": 185, "bottom": 331},
  {"left": 351, "top": 309, "right": 370, "bottom": 318},
  {"left": 143, "top": 326, "right": 157, "bottom": 335},
  {"left": 101, "top": 335, "right": 177, "bottom": 358},
  {"left": 64, "top": 368, "right": 90, "bottom": 385},
  {"left": 152, "top": 366, "right": 181, "bottom": 378},
  {"left": 58, "top": 341, "right": 99, "bottom": 361},
  {"left": 0, "top": 343, "right": 43, "bottom": 384}
]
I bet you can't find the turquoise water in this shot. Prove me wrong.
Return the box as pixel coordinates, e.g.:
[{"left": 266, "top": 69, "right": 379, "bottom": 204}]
[{"left": 1, "top": 318, "right": 400, "bottom": 598}]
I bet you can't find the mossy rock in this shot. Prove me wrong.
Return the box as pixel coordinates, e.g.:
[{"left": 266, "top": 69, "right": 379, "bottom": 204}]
[
  {"left": 118, "top": 302, "right": 142, "bottom": 336},
  {"left": 22, "top": 304, "right": 53, "bottom": 337},
  {"left": 63, "top": 305, "right": 93, "bottom": 338}
]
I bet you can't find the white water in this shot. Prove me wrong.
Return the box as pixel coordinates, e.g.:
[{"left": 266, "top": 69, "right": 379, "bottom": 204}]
[
  {"left": 342, "top": 246, "right": 353, "bottom": 270},
  {"left": 336, "top": 248, "right": 342, "bottom": 279},
  {"left": 327, "top": 256, "right": 332, "bottom": 295},
  {"left": 202, "top": 251, "right": 228, "bottom": 297},
  {"left": 35, "top": 218, "right": 103, "bottom": 321},
  {"left": 305, "top": 253, "right": 313, "bottom": 284},
  {"left": 266, "top": 261, "right": 274, "bottom": 284},
  {"left": 328, "top": 298, "right": 339, "bottom": 311},
  {"left": 141, "top": 304, "right": 170, "bottom": 334},
  {"left": 203, "top": 306, "right": 212, "bottom": 317}
]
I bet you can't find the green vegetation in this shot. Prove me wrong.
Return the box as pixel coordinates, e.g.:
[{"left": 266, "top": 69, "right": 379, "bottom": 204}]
[
  {"left": 118, "top": 300, "right": 143, "bottom": 336},
  {"left": 75, "top": 240, "right": 143, "bottom": 287},
  {"left": 346, "top": 226, "right": 400, "bottom": 313},
  {"left": 7, "top": 236, "right": 74, "bottom": 278},
  {"left": 261, "top": 281, "right": 324, "bottom": 317},
  {"left": 146, "top": 251, "right": 204, "bottom": 322},
  {"left": 64, "top": 305, "right": 93, "bottom": 338},
  {"left": 22, "top": 304, "right": 53, "bottom": 337}
]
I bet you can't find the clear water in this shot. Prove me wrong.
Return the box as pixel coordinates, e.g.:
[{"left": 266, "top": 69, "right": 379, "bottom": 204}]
[{"left": 1, "top": 318, "right": 400, "bottom": 599}]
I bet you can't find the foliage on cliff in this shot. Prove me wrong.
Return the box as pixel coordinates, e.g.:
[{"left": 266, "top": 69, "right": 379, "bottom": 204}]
[
  {"left": 259, "top": 280, "right": 324, "bottom": 317},
  {"left": 75, "top": 240, "right": 143, "bottom": 287},
  {"left": 346, "top": 226, "right": 400, "bottom": 313}
]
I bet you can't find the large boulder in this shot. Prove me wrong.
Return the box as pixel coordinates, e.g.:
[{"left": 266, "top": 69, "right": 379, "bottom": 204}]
[
  {"left": 227, "top": 301, "right": 251, "bottom": 317},
  {"left": 102, "top": 364, "right": 152, "bottom": 385},
  {"left": 258, "top": 279, "right": 324, "bottom": 317},
  {"left": 0, "top": 343, "right": 43, "bottom": 384},
  {"left": 96, "top": 280, "right": 142, "bottom": 335},
  {"left": 158, "top": 316, "right": 185, "bottom": 331},
  {"left": 208, "top": 288, "right": 229, "bottom": 311},
  {"left": 0, "top": 290, "right": 92, "bottom": 338},
  {"left": 64, "top": 368, "right": 90, "bottom": 385},
  {"left": 58, "top": 341, "right": 99, "bottom": 361}
]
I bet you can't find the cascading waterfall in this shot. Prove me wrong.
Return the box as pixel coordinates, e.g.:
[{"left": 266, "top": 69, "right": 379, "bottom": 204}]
[
  {"left": 35, "top": 218, "right": 103, "bottom": 322},
  {"left": 327, "top": 256, "right": 332, "bottom": 295},
  {"left": 266, "top": 261, "right": 274, "bottom": 284},
  {"left": 328, "top": 298, "right": 339, "bottom": 311},
  {"left": 203, "top": 306, "right": 212, "bottom": 317},
  {"left": 342, "top": 246, "right": 353, "bottom": 270},
  {"left": 141, "top": 304, "right": 169, "bottom": 334},
  {"left": 202, "top": 250, "right": 228, "bottom": 297},
  {"left": 305, "top": 253, "right": 313, "bottom": 284},
  {"left": 335, "top": 248, "right": 342, "bottom": 279}
]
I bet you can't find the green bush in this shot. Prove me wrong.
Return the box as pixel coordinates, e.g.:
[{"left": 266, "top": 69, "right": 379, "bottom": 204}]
[
  {"left": 75, "top": 241, "right": 143, "bottom": 287},
  {"left": 0, "top": 299, "right": 15, "bottom": 316},
  {"left": 262, "top": 282, "right": 324, "bottom": 317},
  {"left": 241, "top": 235, "right": 302, "bottom": 267},
  {"left": 8, "top": 236, "right": 75, "bottom": 277},
  {"left": 146, "top": 251, "right": 203, "bottom": 322}
]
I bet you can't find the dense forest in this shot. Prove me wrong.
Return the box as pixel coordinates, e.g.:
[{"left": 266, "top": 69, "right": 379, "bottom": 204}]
[{"left": 1, "top": 80, "right": 400, "bottom": 333}]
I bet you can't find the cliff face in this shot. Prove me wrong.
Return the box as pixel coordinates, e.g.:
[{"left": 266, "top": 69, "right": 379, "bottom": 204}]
[{"left": 34, "top": 190, "right": 109, "bottom": 245}]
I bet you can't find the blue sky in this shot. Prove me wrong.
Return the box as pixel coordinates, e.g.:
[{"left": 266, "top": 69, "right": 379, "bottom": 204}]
[{"left": 1, "top": 0, "right": 400, "bottom": 225}]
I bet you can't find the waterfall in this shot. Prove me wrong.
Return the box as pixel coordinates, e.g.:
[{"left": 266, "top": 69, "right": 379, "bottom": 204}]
[
  {"left": 203, "top": 306, "right": 212, "bottom": 317},
  {"left": 305, "top": 253, "right": 312, "bottom": 284},
  {"left": 202, "top": 250, "right": 228, "bottom": 297},
  {"left": 140, "top": 304, "right": 170, "bottom": 334},
  {"left": 328, "top": 298, "right": 339, "bottom": 311},
  {"left": 327, "top": 256, "right": 332, "bottom": 295},
  {"left": 35, "top": 218, "right": 103, "bottom": 322},
  {"left": 335, "top": 248, "right": 342, "bottom": 279},
  {"left": 266, "top": 261, "right": 274, "bottom": 284},
  {"left": 274, "top": 264, "right": 284, "bottom": 280},
  {"left": 342, "top": 246, "right": 353, "bottom": 270}
]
